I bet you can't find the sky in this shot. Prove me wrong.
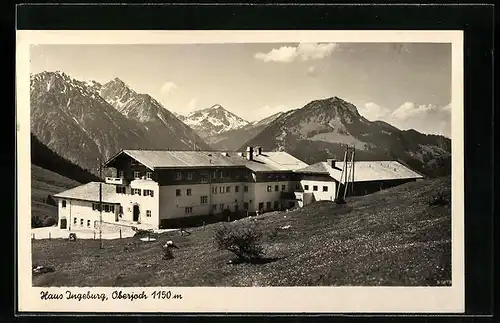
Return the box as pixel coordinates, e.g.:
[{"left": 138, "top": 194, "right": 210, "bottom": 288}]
[{"left": 30, "top": 42, "right": 452, "bottom": 137}]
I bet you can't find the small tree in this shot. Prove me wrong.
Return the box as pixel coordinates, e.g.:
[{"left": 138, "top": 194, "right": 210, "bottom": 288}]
[
  {"left": 214, "top": 224, "right": 264, "bottom": 262},
  {"left": 46, "top": 195, "right": 57, "bottom": 206}
]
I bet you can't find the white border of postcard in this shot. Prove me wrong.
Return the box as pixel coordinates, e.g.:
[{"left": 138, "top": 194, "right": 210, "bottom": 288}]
[{"left": 16, "top": 30, "right": 464, "bottom": 313}]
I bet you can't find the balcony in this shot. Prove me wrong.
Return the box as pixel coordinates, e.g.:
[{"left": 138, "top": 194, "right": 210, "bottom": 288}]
[{"left": 105, "top": 177, "right": 124, "bottom": 185}]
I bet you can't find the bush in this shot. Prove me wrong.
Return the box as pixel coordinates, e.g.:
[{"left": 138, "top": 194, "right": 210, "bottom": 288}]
[
  {"left": 46, "top": 195, "right": 57, "bottom": 206},
  {"left": 429, "top": 191, "right": 450, "bottom": 206},
  {"left": 214, "top": 224, "right": 264, "bottom": 262},
  {"left": 31, "top": 215, "right": 42, "bottom": 228},
  {"left": 42, "top": 216, "right": 57, "bottom": 227}
]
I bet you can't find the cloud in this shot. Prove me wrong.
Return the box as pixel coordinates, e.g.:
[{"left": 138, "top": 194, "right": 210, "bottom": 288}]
[
  {"left": 389, "top": 102, "right": 451, "bottom": 138},
  {"left": 255, "top": 43, "right": 338, "bottom": 63},
  {"left": 390, "top": 102, "right": 438, "bottom": 121},
  {"left": 358, "top": 102, "right": 391, "bottom": 122},
  {"left": 160, "top": 81, "right": 178, "bottom": 96}
]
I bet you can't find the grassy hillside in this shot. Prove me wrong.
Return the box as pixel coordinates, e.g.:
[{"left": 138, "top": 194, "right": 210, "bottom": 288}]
[
  {"left": 31, "top": 165, "right": 81, "bottom": 226},
  {"left": 32, "top": 177, "right": 451, "bottom": 287}
]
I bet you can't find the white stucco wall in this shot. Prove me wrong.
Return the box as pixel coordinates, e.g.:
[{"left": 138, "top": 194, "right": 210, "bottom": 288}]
[
  {"left": 299, "top": 179, "right": 337, "bottom": 204},
  {"left": 57, "top": 199, "right": 118, "bottom": 231}
]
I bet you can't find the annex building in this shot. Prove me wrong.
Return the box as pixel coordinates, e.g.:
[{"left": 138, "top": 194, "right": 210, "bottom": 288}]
[{"left": 54, "top": 146, "right": 424, "bottom": 230}]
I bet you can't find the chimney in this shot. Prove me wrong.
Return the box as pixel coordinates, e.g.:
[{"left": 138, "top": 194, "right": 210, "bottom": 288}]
[
  {"left": 246, "top": 146, "right": 254, "bottom": 161},
  {"left": 255, "top": 146, "right": 263, "bottom": 156},
  {"left": 327, "top": 158, "right": 336, "bottom": 168}
]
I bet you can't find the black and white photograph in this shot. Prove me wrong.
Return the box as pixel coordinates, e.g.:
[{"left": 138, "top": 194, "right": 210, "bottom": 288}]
[{"left": 16, "top": 30, "right": 464, "bottom": 313}]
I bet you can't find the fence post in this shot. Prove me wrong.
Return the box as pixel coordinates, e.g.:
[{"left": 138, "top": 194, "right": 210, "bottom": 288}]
[
  {"left": 49, "top": 232, "right": 51, "bottom": 240},
  {"left": 120, "top": 229, "right": 122, "bottom": 239},
  {"left": 93, "top": 231, "right": 96, "bottom": 240}
]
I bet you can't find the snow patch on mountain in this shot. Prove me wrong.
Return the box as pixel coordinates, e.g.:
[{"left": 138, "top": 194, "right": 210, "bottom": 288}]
[{"left": 182, "top": 104, "right": 249, "bottom": 137}]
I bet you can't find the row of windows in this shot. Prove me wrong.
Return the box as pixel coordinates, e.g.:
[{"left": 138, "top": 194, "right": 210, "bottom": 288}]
[
  {"left": 303, "top": 184, "right": 329, "bottom": 192},
  {"left": 266, "top": 184, "right": 287, "bottom": 192},
  {"left": 131, "top": 188, "right": 154, "bottom": 197},
  {"left": 73, "top": 217, "right": 94, "bottom": 228},
  {"left": 91, "top": 203, "right": 116, "bottom": 213},
  {"left": 118, "top": 171, "right": 153, "bottom": 180},
  {"left": 258, "top": 201, "right": 281, "bottom": 210},
  {"left": 175, "top": 170, "right": 251, "bottom": 181}
]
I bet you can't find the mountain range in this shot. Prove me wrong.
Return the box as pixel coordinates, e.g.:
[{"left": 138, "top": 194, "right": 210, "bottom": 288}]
[
  {"left": 176, "top": 104, "right": 250, "bottom": 138},
  {"left": 241, "top": 97, "right": 451, "bottom": 177},
  {"left": 30, "top": 71, "right": 209, "bottom": 173},
  {"left": 30, "top": 71, "right": 451, "bottom": 178}
]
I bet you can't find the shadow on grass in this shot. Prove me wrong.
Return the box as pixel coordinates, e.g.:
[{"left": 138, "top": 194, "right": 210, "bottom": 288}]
[{"left": 227, "top": 256, "right": 285, "bottom": 265}]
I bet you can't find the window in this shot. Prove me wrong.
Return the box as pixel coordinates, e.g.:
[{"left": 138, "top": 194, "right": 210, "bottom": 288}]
[
  {"left": 274, "top": 201, "right": 279, "bottom": 209},
  {"left": 323, "top": 186, "right": 328, "bottom": 192},
  {"left": 144, "top": 189, "right": 154, "bottom": 197},
  {"left": 226, "top": 186, "right": 231, "bottom": 193},
  {"left": 213, "top": 171, "right": 217, "bottom": 179},
  {"left": 296, "top": 182, "right": 301, "bottom": 189},
  {"left": 220, "top": 171, "right": 223, "bottom": 178},
  {"left": 244, "top": 202, "right": 249, "bottom": 210},
  {"left": 235, "top": 186, "right": 239, "bottom": 193},
  {"left": 258, "top": 202, "right": 264, "bottom": 210},
  {"left": 185, "top": 207, "right": 192, "bottom": 214},
  {"left": 80, "top": 219, "right": 84, "bottom": 226},
  {"left": 219, "top": 187, "right": 225, "bottom": 194},
  {"left": 62, "top": 200, "right": 66, "bottom": 208},
  {"left": 119, "top": 206, "right": 123, "bottom": 214},
  {"left": 116, "top": 186, "right": 126, "bottom": 194},
  {"left": 212, "top": 186, "right": 217, "bottom": 194},
  {"left": 200, "top": 196, "right": 208, "bottom": 204},
  {"left": 304, "top": 185, "right": 309, "bottom": 190},
  {"left": 212, "top": 204, "right": 217, "bottom": 212},
  {"left": 92, "top": 203, "right": 102, "bottom": 211},
  {"left": 110, "top": 205, "right": 115, "bottom": 213},
  {"left": 146, "top": 172, "right": 152, "bottom": 179},
  {"left": 187, "top": 189, "right": 192, "bottom": 196},
  {"left": 146, "top": 210, "right": 151, "bottom": 217},
  {"left": 266, "top": 202, "right": 271, "bottom": 210},
  {"left": 176, "top": 172, "right": 182, "bottom": 180},
  {"left": 275, "top": 185, "right": 279, "bottom": 192},
  {"left": 201, "top": 174, "right": 208, "bottom": 183},
  {"left": 267, "top": 186, "right": 272, "bottom": 192},
  {"left": 187, "top": 172, "right": 193, "bottom": 180},
  {"left": 219, "top": 203, "right": 224, "bottom": 211},
  {"left": 313, "top": 185, "right": 318, "bottom": 191},
  {"left": 132, "top": 188, "right": 141, "bottom": 195},
  {"left": 176, "top": 189, "right": 181, "bottom": 196},
  {"left": 118, "top": 170, "right": 124, "bottom": 178},
  {"left": 74, "top": 218, "right": 77, "bottom": 224},
  {"left": 134, "top": 171, "right": 141, "bottom": 179},
  {"left": 244, "top": 186, "right": 249, "bottom": 192},
  {"left": 104, "top": 204, "right": 110, "bottom": 212},
  {"left": 87, "top": 220, "right": 91, "bottom": 227},
  {"left": 281, "top": 185, "right": 286, "bottom": 191}
]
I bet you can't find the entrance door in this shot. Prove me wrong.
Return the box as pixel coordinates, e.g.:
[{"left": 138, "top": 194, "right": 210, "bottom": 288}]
[
  {"left": 133, "top": 205, "right": 140, "bottom": 222},
  {"left": 60, "top": 218, "right": 67, "bottom": 229}
]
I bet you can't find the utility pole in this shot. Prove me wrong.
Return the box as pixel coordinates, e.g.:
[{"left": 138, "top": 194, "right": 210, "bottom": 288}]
[{"left": 99, "top": 159, "right": 103, "bottom": 249}]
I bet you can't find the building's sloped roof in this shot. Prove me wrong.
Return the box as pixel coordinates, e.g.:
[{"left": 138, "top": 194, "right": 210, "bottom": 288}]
[
  {"left": 121, "top": 150, "right": 237, "bottom": 169},
  {"left": 109, "top": 149, "right": 308, "bottom": 172},
  {"left": 293, "top": 162, "right": 331, "bottom": 175},
  {"left": 295, "top": 161, "right": 424, "bottom": 182},
  {"left": 226, "top": 152, "right": 309, "bottom": 172},
  {"left": 53, "top": 182, "right": 119, "bottom": 203}
]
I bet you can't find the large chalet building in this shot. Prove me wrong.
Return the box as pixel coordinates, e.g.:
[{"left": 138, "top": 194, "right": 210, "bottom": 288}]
[{"left": 54, "top": 146, "right": 424, "bottom": 230}]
